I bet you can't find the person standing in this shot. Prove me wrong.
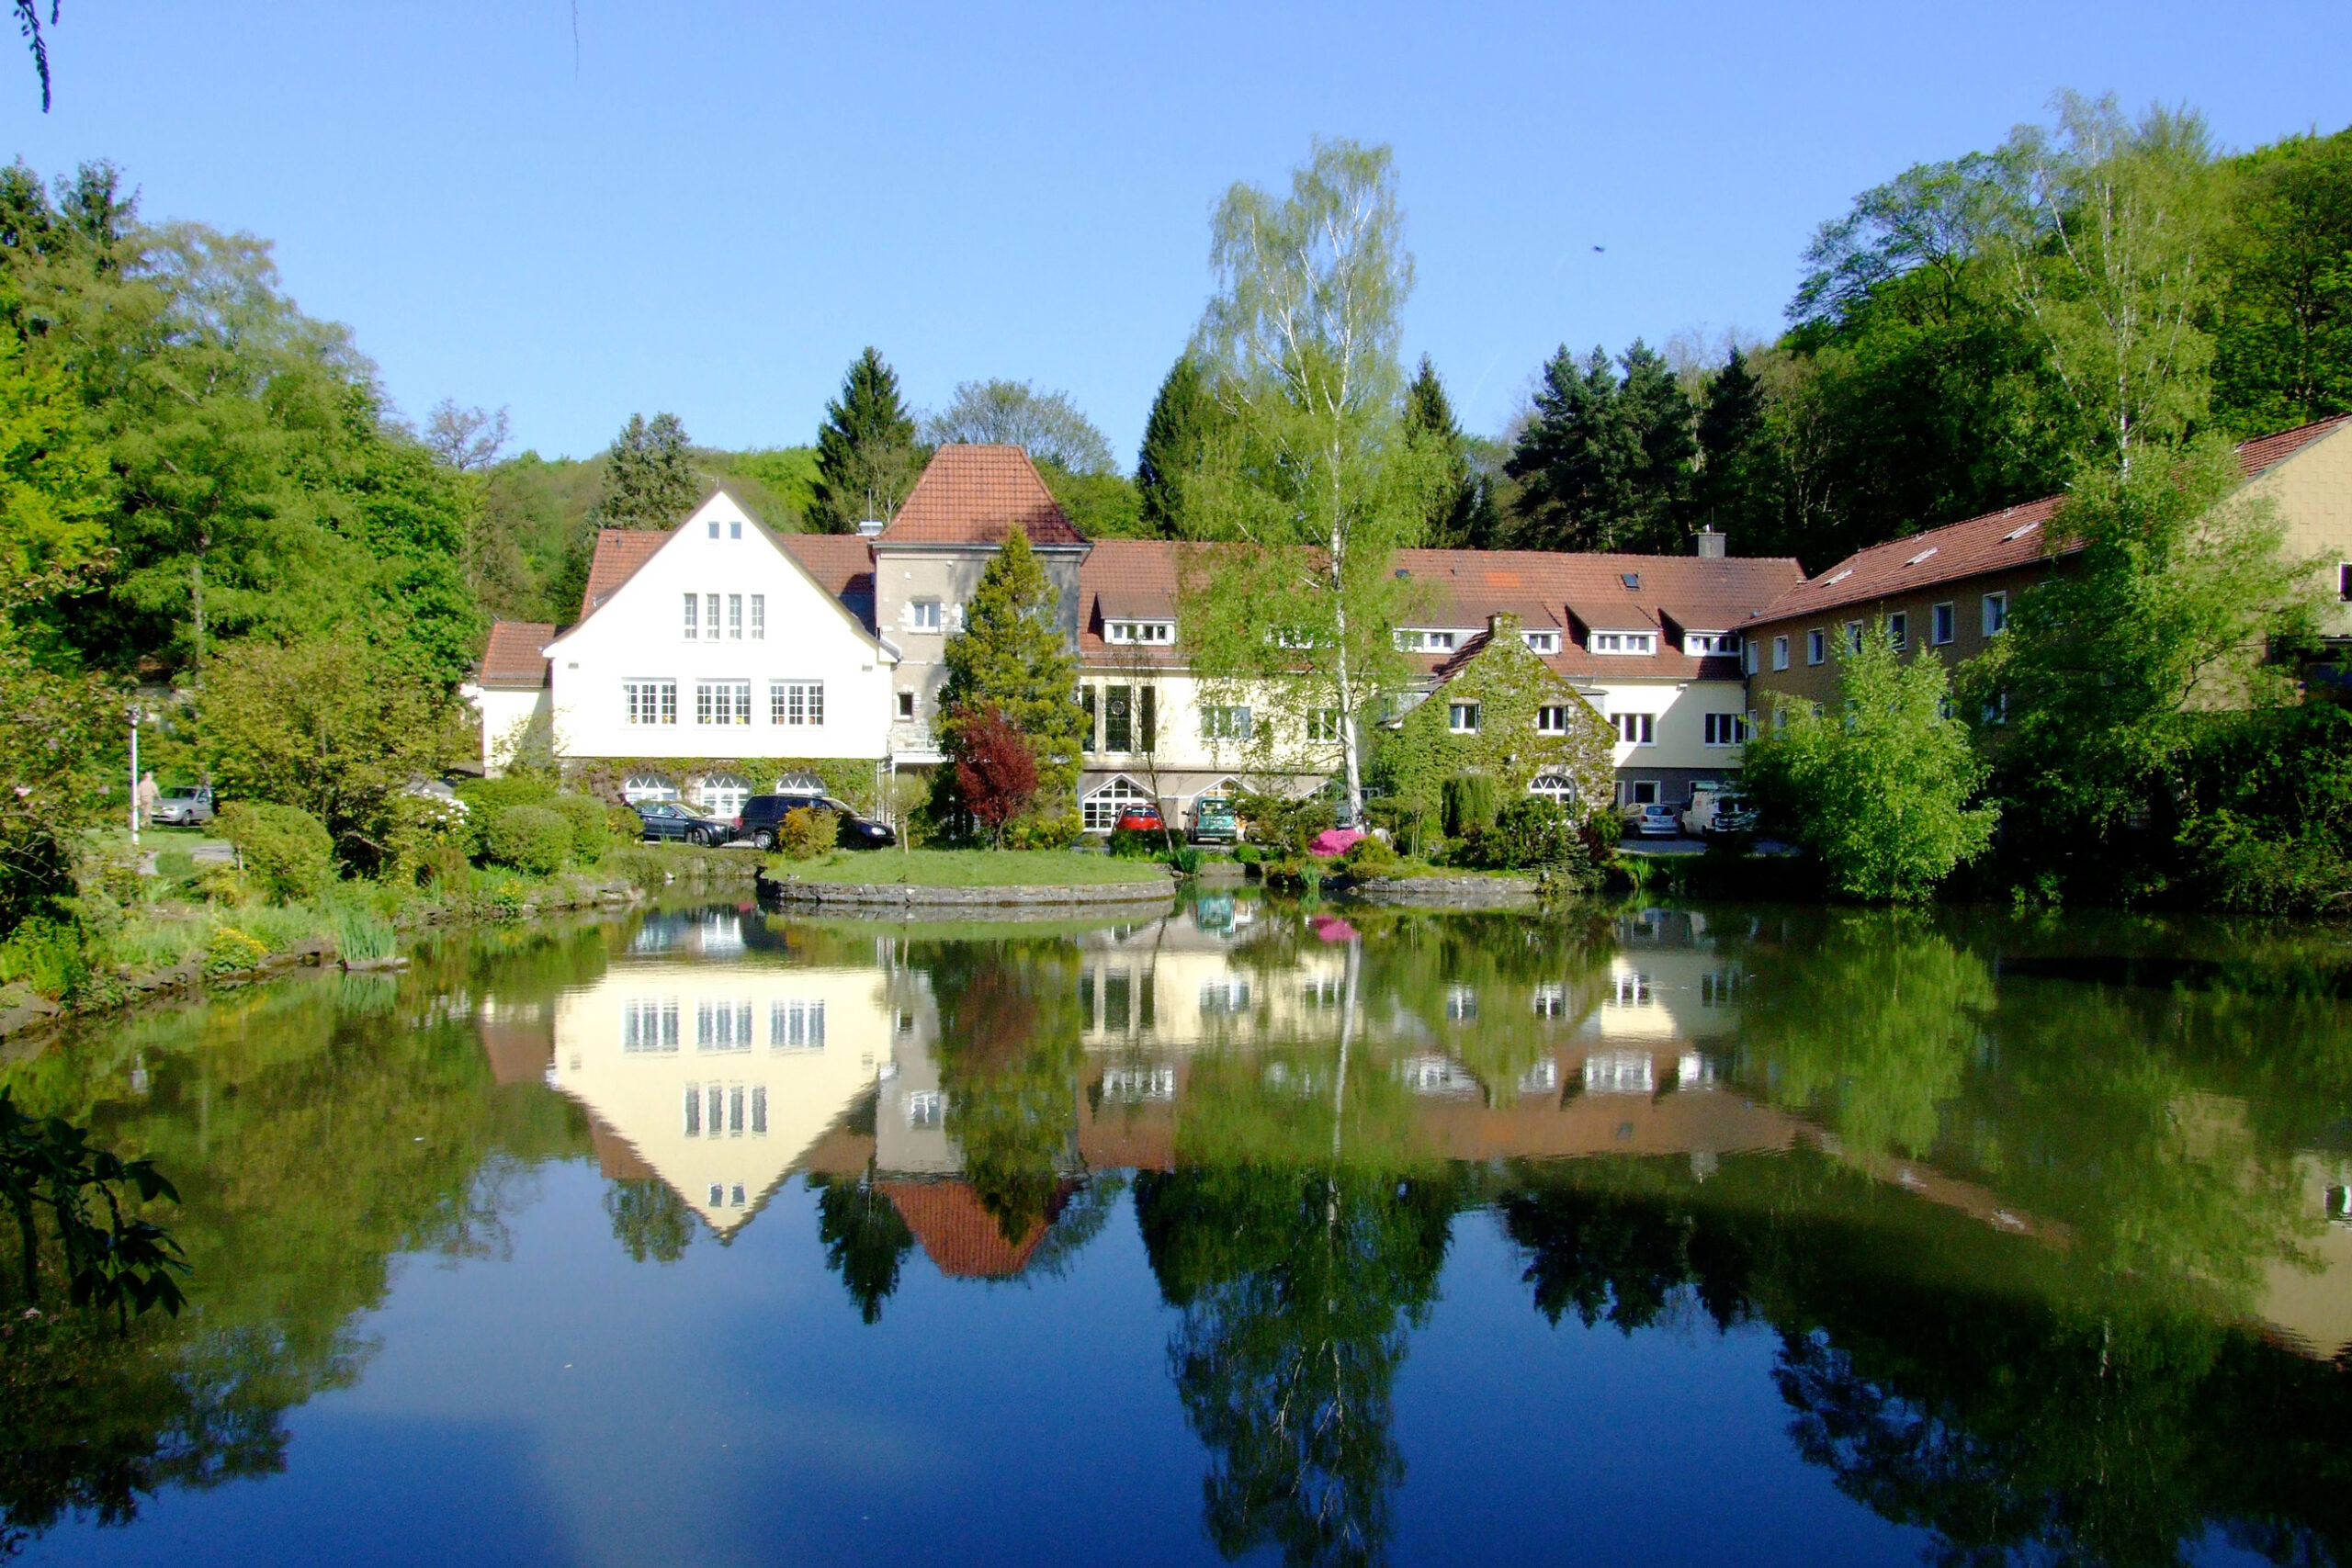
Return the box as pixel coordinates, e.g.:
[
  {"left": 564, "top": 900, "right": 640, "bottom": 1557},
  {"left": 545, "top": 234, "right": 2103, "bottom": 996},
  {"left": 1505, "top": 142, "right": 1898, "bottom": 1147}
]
[{"left": 136, "top": 771, "right": 159, "bottom": 829}]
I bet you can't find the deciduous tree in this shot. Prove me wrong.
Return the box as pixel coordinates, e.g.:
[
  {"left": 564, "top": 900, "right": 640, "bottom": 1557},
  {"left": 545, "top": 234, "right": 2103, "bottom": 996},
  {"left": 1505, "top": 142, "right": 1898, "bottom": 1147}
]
[{"left": 924, "top": 378, "right": 1114, "bottom": 475}]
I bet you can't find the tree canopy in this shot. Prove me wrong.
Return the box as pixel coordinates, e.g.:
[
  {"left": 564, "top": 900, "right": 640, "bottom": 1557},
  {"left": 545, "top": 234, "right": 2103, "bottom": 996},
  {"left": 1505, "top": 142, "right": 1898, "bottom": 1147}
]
[{"left": 810, "top": 346, "right": 922, "bottom": 533}]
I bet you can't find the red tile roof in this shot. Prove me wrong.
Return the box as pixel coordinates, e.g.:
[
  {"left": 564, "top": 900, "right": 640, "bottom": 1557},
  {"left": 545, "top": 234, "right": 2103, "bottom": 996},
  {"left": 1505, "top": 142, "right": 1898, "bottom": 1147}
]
[
  {"left": 879, "top": 445, "right": 1086, "bottom": 547},
  {"left": 581, "top": 529, "right": 667, "bottom": 618},
  {"left": 882, "top": 1179, "right": 1067, "bottom": 1280},
  {"left": 1759, "top": 414, "right": 2352, "bottom": 623},
  {"left": 1075, "top": 541, "right": 1802, "bottom": 682},
  {"left": 476, "top": 621, "right": 555, "bottom": 687}
]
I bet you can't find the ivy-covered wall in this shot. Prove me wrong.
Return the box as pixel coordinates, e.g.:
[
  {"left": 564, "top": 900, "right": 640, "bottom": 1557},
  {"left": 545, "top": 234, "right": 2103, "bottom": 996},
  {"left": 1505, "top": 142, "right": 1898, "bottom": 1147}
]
[
  {"left": 560, "top": 756, "right": 886, "bottom": 814},
  {"left": 1373, "top": 615, "right": 1616, "bottom": 821}
]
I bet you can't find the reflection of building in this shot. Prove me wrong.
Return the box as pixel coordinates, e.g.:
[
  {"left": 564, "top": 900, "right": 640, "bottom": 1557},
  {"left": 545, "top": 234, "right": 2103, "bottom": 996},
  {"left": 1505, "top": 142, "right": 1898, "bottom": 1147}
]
[
  {"left": 879, "top": 1181, "right": 1065, "bottom": 1280},
  {"left": 544, "top": 960, "right": 895, "bottom": 1233}
]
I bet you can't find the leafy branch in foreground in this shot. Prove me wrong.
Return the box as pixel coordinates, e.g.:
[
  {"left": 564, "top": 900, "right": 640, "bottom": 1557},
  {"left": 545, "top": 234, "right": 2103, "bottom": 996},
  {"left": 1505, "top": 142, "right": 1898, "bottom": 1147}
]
[{"left": 0, "top": 1089, "right": 187, "bottom": 1332}]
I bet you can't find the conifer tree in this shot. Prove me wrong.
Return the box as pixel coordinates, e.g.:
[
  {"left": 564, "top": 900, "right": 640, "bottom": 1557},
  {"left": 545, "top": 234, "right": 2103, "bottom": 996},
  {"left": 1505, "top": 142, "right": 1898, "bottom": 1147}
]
[
  {"left": 594, "top": 412, "right": 699, "bottom": 529},
  {"left": 936, "top": 525, "right": 1085, "bottom": 804},
  {"left": 1690, "top": 348, "right": 1781, "bottom": 550},
  {"left": 1404, "top": 355, "right": 1496, "bottom": 547},
  {"left": 811, "top": 347, "right": 922, "bottom": 534},
  {"left": 1135, "top": 354, "right": 1219, "bottom": 536},
  {"left": 1506, "top": 340, "right": 1694, "bottom": 553}
]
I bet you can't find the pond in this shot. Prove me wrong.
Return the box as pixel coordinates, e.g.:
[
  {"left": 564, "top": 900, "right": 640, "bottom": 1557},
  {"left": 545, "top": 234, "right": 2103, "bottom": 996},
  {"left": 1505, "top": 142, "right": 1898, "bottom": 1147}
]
[{"left": 6, "top": 895, "right": 2352, "bottom": 1567}]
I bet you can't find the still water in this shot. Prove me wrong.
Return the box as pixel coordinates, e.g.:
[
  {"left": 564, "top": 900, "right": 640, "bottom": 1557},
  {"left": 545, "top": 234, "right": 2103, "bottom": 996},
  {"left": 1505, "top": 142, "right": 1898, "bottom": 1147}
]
[{"left": 6, "top": 894, "right": 2352, "bottom": 1567}]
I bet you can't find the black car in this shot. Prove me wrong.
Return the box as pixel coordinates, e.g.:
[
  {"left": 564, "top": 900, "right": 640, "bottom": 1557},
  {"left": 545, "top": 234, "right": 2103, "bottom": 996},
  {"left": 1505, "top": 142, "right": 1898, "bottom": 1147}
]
[
  {"left": 633, "top": 800, "right": 736, "bottom": 846},
  {"left": 737, "top": 792, "right": 897, "bottom": 852}
]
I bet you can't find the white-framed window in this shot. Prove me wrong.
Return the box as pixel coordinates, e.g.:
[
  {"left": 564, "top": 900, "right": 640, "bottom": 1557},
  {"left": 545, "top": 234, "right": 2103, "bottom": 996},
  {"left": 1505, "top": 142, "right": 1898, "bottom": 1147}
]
[
  {"left": 775, "top": 772, "right": 824, "bottom": 792},
  {"left": 1201, "top": 705, "right": 1252, "bottom": 741},
  {"left": 911, "top": 599, "right": 943, "bottom": 632},
  {"left": 1743, "top": 642, "right": 1758, "bottom": 675},
  {"left": 696, "top": 681, "right": 752, "bottom": 725},
  {"left": 683, "top": 1083, "right": 701, "bottom": 1135},
  {"left": 1684, "top": 631, "right": 1740, "bottom": 655},
  {"left": 1107, "top": 620, "right": 1173, "bottom": 645},
  {"left": 706, "top": 593, "right": 721, "bottom": 640},
  {"left": 1983, "top": 592, "right": 2008, "bottom": 635},
  {"left": 1307, "top": 708, "right": 1344, "bottom": 741},
  {"left": 622, "top": 999, "right": 679, "bottom": 1052},
  {"left": 696, "top": 773, "right": 751, "bottom": 816},
  {"left": 724, "top": 594, "right": 741, "bottom": 639},
  {"left": 683, "top": 594, "right": 698, "bottom": 639},
  {"left": 729, "top": 519, "right": 742, "bottom": 540},
  {"left": 1622, "top": 780, "right": 1660, "bottom": 806},
  {"left": 771, "top": 682, "right": 824, "bottom": 727},
  {"left": 625, "top": 680, "right": 678, "bottom": 726},
  {"left": 1537, "top": 705, "right": 1573, "bottom": 734},
  {"left": 1522, "top": 629, "right": 1560, "bottom": 654},
  {"left": 751, "top": 1086, "right": 766, "bottom": 1135},
  {"left": 1931, "top": 602, "right": 1956, "bottom": 646},
  {"left": 750, "top": 595, "right": 765, "bottom": 640},
  {"left": 1445, "top": 986, "right": 1478, "bottom": 1022},
  {"left": 904, "top": 1089, "right": 944, "bottom": 1130},
  {"left": 1612, "top": 713, "right": 1655, "bottom": 745},
  {"left": 896, "top": 690, "right": 916, "bottom": 720},
  {"left": 1532, "top": 983, "right": 1566, "bottom": 1018},
  {"left": 1772, "top": 635, "right": 1790, "bottom": 671},
  {"left": 1888, "top": 612, "right": 1908, "bottom": 650},
  {"left": 1703, "top": 713, "right": 1747, "bottom": 746},
  {"left": 770, "top": 999, "right": 826, "bottom": 1050},
  {"left": 1449, "top": 702, "right": 1480, "bottom": 734},
  {"left": 695, "top": 1001, "right": 754, "bottom": 1051},
  {"left": 1807, "top": 628, "right": 1826, "bottom": 665},
  {"left": 1081, "top": 775, "right": 1153, "bottom": 830},
  {"left": 622, "top": 772, "right": 677, "bottom": 803},
  {"left": 1843, "top": 620, "right": 1863, "bottom": 654},
  {"left": 1591, "top": 631, "right": 1657, "bottom": 655},
  {"left": 1199, "top": 978, "right": 1252, "bottom": 1016},
  {"left": 1529, "top": 773, "right": 1578, "bottom": 806},
  {"left": 1102, "top": 1066, "right": 1177, "bottom": 1103}
]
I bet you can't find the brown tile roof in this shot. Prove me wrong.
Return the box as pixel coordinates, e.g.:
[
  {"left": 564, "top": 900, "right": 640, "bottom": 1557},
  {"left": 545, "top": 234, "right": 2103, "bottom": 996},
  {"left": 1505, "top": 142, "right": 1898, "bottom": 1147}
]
[
  {"left": 1759, "top": 415, "right": 2352, "bottom": 624},
  {"left": 476, "top": 620, "right": 555, "bottom": 687},
  {"left": 1074, "top": 541, "right": 1801, "bottom": 682},
  {"left": 581, "top": 529, "right": 667, "bottom": 618},
  {"left": 882, "top": 1179, "right": 1067, "bottom": 1280},
  {"left": 879, "top": 444, "right": 1086, "bottom": 547}
]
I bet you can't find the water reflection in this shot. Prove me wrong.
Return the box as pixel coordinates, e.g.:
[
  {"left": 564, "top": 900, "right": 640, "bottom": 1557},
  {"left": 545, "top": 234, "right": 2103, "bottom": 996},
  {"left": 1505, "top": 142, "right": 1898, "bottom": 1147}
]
[{"left": 7, "top": 897, "right": 2352, "bottom": 1565}]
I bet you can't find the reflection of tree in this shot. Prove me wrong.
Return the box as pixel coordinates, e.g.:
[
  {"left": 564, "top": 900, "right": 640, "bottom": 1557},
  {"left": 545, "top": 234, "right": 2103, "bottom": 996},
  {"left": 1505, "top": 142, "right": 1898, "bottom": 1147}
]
[
  {"left": 921, "top": 937, "right": 1086, "bottom": 1243},
  {"left": 1136, "top": 1167, "right": 1457, "bottom": 1568},
  {"left": 1499, "top": 1174, "right": 1751, "bottom": 1333},
  {"left": 813, "top": 1174, "right": 914, "bottom": 1323},
  {"left": 604, "top": 1178, "right": 695, "bottom": 1264},
  {"left": 1354, "top": 909, "right": 1617, "bottom": 1101}
]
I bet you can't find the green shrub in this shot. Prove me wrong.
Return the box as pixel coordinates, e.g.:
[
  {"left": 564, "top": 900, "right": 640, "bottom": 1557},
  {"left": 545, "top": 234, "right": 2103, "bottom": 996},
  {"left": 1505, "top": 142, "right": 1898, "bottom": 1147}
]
[
  {"left": 779, "top": 807, "right": 840, "bottom": 860},
  {"left": 215, "top": 802, "right": 334, "bottom": 903},
  {"left": 607, "top": 804, "right": 648, "bottom": 844},
  {"left": 1339, "top": 835, "right": 1400, "bottom": 877},
  {"left": 480, "top": 806, "right": 572, "bottom": 876},
  {"left": 1234, "top": 789, "right": 1336, "bottom": 854},
  {"left": 1441, "top": 774, "right": 1498, "bottom": 840},
  {"left": 203, "top": 925, "right": 270, "bottom": 976},
  {"left": 1168, "top": 846, "right": 1204, "bottom": 875},
  {"left": 454, "top": 773, "right": 558, "bottom": 816},
  {"left": 1004, "top": 809, "right": 1081, "bottom": 851},
  {"left": 0, "top": 916, "right": 91, "bottom": 999},
  {"left": 1106, "top": 826, "right": 1166, "bottom": 859},
  {"left": 153, "top": 849, "right": 198, "bottom": 882},
  {"left": 1232, "top": 843, "right": 1262, "bottom": 866},
  {"left": 327, "top": 902, "right": 397, "bottom": 963},
  {"left": 1476, "top": 796, "right": 1586, "bottom": 872},
  {"left": 546, "top": 794, "right": 616, "bottom": 863}
]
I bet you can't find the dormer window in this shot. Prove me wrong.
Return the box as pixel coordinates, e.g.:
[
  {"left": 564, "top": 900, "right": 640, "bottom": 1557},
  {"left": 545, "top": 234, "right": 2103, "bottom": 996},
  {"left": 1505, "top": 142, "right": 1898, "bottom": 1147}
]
[
  {"left": 1106, "top": 620, "right": 1174, "bottom": 645},
  {"left": 1396, "top": 629, "right": 1458, "bottom": 652},
  {"left": 1522, "top": 630, "right": 1560, "bottom": 654},
  {"left": 1590, "top": 631, "right": 1657, "bottom": 655},
  {"left": 1683, "top": 631, "right": 1740, "bottom": 656}
]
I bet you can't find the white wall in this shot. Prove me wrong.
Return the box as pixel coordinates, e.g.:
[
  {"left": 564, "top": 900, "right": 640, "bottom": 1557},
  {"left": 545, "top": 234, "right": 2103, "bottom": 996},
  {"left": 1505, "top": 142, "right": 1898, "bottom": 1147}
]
[
  {"left": 473, "top": 685, "right": 551, "bottom": 776},
  {"left": 546, "top": 493, "right": 895, "bottom": 765},
  {"left": 1577, "top": 677, "right": 1750, "bottom": 775}
]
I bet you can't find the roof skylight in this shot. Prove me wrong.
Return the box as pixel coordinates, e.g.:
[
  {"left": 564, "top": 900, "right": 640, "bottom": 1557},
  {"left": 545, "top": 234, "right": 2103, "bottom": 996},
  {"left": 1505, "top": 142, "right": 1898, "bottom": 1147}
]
[{"left": 1904, "top": 547, "right": 1939, "bottom": 567}]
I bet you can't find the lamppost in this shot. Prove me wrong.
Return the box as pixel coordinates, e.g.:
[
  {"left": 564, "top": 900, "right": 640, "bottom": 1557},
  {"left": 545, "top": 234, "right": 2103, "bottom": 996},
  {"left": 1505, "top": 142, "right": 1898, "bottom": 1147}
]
[{"left": 127, "top": 704, "right": 144, "bottom": 849}]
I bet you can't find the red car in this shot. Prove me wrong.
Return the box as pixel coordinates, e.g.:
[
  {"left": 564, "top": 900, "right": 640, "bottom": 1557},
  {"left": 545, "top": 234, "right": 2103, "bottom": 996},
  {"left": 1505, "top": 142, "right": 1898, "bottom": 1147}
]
[{"left": 1114, "top": 803, "right": 1164, "bottom": 834}]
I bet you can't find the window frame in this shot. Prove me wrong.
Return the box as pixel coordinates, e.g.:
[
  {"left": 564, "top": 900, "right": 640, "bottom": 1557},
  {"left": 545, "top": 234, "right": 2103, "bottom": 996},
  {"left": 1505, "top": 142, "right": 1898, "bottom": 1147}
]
[
  {"left": 1930, "top": 601, "right": 1957, "bottom": 646},
  {"left": 1983, "top": 591, "right": 2008, "bottom": 635},
  {"left": 696, "top": 680, "right": 752, "bottom": 726},
  {"left": 1806, "top": 628, "right": 1826, "bottom": 666},
  {"left": 1447, "top": 701, "right": 1480, "bottom": 734},
  {"left": 1591, "top": 630, "right": 1658, "bottom": 656},
  {"left": 624, "top": 679, "right": 679, "bottom": 727},
  {"left": 1702, "top": 712, "right": 1747, "bottom": 746},
  {"left": 1772, "top": 635, "right": 1789, "bottom": 671},
  {"left": 770, "top": 680, "right": 824, "bottom": 727},
  {"left": 910, "top": 599, "right": 944, "bottom": 632},
  {"left": 1521, "top": 629, "right": 1561, "bottom": 654},
  {"left": 1612, "top": 712, "right": 1655, "bottom": 746},
  {"left": 1887, "top": 611, "right": 1907, "bottom": 650},
  {"left": 1536, "top": 704, "right": 1572, "bottom": 735}
]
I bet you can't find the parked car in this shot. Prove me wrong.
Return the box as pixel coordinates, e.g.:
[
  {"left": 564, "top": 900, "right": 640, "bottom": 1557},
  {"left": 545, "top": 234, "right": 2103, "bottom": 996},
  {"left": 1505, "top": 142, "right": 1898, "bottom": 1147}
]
[
  {"left": 151, "top": 785, "right": 213, "bottom": 826},
  {"left": 736, "top": 792, "right": 896, "bottom": 851},
  {"left": 1185, "top": 796, "right": 1238, "bottom": 844},
  {"left": 1114, "top": 802, "right": 1165, "bottom": 834},
  {"left": 634, "top": 800, "right": 736, "bottom": 846},
  {"left": 1626, "top": 803, "right": 1683, "bottom": 840},
  {"left": 1683, "top": 784, "right": 1757, "bottom": 838}
]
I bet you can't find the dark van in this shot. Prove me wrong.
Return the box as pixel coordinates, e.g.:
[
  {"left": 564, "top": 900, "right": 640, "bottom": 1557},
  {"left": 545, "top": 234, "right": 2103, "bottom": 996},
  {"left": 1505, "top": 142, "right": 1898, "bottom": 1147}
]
[{"left": 738, "top": 792, "right": 897, "bottom": 852}]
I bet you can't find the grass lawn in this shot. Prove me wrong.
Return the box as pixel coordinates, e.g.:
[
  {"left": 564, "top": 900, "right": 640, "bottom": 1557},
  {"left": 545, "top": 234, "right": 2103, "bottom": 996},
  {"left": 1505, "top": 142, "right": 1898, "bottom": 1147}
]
[{"left": 773, "top": 849, "right": 1172, "bottom": 886}]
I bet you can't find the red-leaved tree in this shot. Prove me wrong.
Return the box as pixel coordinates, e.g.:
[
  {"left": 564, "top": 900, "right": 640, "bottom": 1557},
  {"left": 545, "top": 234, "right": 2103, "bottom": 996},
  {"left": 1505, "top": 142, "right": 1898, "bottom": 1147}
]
[{"left": 951, "top": 706, "right": 1038, "bottom": 847}]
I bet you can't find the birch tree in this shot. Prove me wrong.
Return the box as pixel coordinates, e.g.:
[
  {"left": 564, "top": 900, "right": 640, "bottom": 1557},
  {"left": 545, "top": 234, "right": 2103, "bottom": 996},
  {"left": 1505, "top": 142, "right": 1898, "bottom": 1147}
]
[{"left": 1179, "top": 139, "right": 1440, "bottom": 824}]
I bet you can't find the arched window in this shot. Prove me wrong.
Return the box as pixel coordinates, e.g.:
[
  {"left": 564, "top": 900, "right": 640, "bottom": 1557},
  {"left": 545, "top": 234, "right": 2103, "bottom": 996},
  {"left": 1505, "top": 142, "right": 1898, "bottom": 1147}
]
[
  {"left": 696, "top": 773, "right": 752, "bottom": 817},
  {"left": 1081, "top": 776, "right": 1153, "bottom": 831},
  {"left": 1529, "top": 773, "right": 1579, "bottom": 806},
  {"left": 623, "top": 773, "right": 678, "bottom": 804},
  {"left": 775, "top": 772, "right": 824, "bottom": 793}
]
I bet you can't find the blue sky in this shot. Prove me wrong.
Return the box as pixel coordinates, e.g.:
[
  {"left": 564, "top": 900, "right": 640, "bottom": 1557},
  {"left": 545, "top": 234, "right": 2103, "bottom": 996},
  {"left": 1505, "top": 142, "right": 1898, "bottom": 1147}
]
[{"left": 9, "top": 2, "right": 2349, "bottom": 463}]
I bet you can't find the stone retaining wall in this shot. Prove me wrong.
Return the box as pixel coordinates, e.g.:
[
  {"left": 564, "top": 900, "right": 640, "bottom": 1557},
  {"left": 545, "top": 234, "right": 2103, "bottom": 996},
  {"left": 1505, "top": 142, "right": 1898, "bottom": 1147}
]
[{"left": 758, "top": 874, "right": 1175, "bottom": 912}]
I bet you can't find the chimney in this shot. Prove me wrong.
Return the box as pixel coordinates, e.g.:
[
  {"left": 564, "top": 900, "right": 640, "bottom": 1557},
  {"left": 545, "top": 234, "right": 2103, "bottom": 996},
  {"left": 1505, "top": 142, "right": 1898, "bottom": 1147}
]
[
  {"left": 1694, "top": 526, "right": 1726, "bottom": 559},
  {"left": 856, "top": 518, "right": 886, "bottom": 539}
]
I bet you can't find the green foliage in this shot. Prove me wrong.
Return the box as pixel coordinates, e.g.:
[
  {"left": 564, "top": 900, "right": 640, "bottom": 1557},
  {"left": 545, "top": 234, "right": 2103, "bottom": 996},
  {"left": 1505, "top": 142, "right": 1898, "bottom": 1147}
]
[
  {"left": 1405, "top": 355, "right": 1496, "bottom": 548},
  {"left": 1505, "top": 340, "right": 1696, "bottom": 553},
  {"left": 923, "top": 379, "right": 1114, "bottom": 474},
  {"left": 1747, "top": 621, "right": 1995, "bottom": 901},
  {"left": 1035, "top": 459, "right": 1143, "bottom": 538},
  {"left": 1961, "top": 440, "right": 2320, "bottom": 898},
  {"left": 1464, "top": 795, "right": 1587, "bottom": 874},
  {"left": 2166, "top": 701, "right": 2352, "bottom": 913},
  {"left": 1001, "top": 809, "right": 1081, "bottom": 852},
  {"left": 1231, "top": 788, "right": 1334, "bottom": 855},
  {"left": 813, "top": 1176, "right": 912, "bottom": 1323},
  {"left": 1136, "top": 354, "right": 1223, "bottom": 536},
  {"left": 591, "top": 412, "right": 698, "bottom": 530},
  {"left": 214, "top": 802, "right": 334, "bottom": 904},
  {"left": 810, "top": 346, "right": 922, "bottom": 533},
  {"left": 1105, "top": 826, "right": 1163, "bottom": 859},
  {"left": 199, "top": 638, "right": 464, "bottom": 876},
  {"left": 478, "top": 805, "right": 571, "bottom": 877},
  {"left": 936, "top": 525, "right": 1085, "bottom": 799},
  {"left": 1441, "top": 773, "right": 1496, "bottom": 839},
  {"left": 542, "top": 793, "right": 616, "bottom": 863},
  {"left": 2211, "top": 126, "right": 2352, "bottom": 434},
  {"left": 0, "top": 915, "right": 86, "bottom": 999},
  {"left": 0, "top": 326, "right": 107, "bottom": 578},
  {"left": 324, "top": 901, "right": 395, "bottom": 964},
  {"left": 0, "top": 1089, "right": 187, "bottom": 1330},
  {"left": 200, "top": 924, "right": 268, "bottom": 976},
  {"left": 1337, "top": 833, "right": 1399, "bottom": 876},
  {"left": 452, "top": 772, "right": 555, "bottom": 817},
  {"left": 778, "top": 807, "right": 838, "bottom": 860},
  {"left": 605, "top": 1178, "right": 695, "bottom": 1266}
]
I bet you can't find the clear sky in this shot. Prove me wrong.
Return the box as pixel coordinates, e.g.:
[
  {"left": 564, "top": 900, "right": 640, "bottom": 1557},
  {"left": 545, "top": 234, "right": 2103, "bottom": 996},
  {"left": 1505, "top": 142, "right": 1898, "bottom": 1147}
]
[{"left": 9, "top": 2, "right": 2349, "bottom": 464}]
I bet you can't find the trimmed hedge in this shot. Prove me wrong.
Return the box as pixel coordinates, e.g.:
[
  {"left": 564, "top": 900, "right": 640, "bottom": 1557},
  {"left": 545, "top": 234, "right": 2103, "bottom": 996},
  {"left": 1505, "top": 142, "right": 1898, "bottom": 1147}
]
[
  {"left": 215, "top": 802, "right": 335, "bottom": 902},
  {"left": 481, "top": 806, "right": 572, "bottom": 876},
  {"left": 544, "top": 793, "right": 616, "bottom": 862}
]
